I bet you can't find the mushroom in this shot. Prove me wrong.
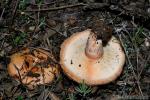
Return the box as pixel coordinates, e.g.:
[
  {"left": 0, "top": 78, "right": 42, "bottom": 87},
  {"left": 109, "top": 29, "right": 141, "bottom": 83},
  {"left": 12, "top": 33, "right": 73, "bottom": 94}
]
[
  {"left": 8, "top": 48, "right": 59, "bottom": 89},
  {"left": 60, "top": 29, "right": 125, "bottom": 85}
]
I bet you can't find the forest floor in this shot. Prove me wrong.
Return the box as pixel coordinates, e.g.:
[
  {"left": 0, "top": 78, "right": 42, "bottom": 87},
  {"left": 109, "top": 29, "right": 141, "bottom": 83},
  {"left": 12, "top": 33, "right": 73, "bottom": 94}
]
[{"left": 0, "top": 0, "right": 150, "bottom": 100}]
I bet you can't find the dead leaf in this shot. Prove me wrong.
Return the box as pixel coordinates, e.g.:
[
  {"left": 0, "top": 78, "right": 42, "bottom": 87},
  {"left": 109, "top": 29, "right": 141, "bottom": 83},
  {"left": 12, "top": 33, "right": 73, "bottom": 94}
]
[
  {"left": 46, "top": 19, "right": 57, "bottom": 27},
  {"left": 0, "top": 63, "right": 2, "bottom": 70},
  {"left": 48, "top": 91, "right": 60, "bottom": 100}
]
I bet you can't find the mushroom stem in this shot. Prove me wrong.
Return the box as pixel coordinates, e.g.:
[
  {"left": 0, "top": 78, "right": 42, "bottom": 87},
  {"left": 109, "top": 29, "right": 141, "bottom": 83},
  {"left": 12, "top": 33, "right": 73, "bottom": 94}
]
[{"left": 85, "top": 32, "right": 103, "bottom": 59}]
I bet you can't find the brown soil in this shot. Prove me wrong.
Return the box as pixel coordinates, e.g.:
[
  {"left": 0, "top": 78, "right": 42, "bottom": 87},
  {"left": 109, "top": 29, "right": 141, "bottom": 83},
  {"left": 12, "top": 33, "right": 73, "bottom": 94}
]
[{"left": 0, "top": 0, "right": 150, "bottom": 99}]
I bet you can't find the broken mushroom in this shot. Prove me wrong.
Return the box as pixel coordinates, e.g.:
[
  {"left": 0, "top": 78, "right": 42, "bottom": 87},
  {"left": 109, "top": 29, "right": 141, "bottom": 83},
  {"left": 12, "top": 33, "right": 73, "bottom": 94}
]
[
  {"left": 8, "top": 48, "right": 59, "bottom": 89},
  {"left": 60, "top": 29, "right": 125, "bottom": 85}
]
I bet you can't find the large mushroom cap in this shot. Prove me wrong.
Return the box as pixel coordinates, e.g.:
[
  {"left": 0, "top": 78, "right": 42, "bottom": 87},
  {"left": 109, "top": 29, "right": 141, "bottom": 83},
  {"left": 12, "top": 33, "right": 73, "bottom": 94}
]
[
  {"left": 60, "top": 29, "right": 125, "bottom": 85},
  {"left": 8, "top": 48, "right": 59, "bottom": 89}
]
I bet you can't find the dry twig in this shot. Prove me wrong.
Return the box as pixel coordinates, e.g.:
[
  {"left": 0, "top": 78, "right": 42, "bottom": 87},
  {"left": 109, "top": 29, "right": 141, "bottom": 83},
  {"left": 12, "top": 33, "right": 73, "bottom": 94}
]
[
  {"left": 10, "top": 0, "right": 20, "bottom": 26},
  {"left": 25, "top": 3, "right": 87, "bottom": 12},
  {"left": 116, "top": 32, "right": 144, "bottom": 96}
]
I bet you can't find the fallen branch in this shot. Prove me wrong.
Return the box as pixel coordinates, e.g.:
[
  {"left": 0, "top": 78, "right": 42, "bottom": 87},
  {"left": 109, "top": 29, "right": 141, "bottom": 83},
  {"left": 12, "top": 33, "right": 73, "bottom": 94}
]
[{"left": 25, "top": 3, "right": 87, "bottom": 12}]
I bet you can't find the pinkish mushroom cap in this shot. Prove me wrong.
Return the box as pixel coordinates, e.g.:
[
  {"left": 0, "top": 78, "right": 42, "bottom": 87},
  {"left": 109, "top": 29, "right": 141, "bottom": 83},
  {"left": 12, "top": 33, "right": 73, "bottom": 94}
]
[{"left": 60, "top": 29, "right": 125, "bottom": 85}]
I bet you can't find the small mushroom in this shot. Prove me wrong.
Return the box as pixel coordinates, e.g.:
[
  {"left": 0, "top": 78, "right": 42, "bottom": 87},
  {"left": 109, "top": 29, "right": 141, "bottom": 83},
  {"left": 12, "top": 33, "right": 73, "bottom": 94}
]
[
  {"left": 60, "top": 29, "right": 125, "bottom": 85},
  {"left": 8, "top": 48, "right": 59, "bottom": 89}
]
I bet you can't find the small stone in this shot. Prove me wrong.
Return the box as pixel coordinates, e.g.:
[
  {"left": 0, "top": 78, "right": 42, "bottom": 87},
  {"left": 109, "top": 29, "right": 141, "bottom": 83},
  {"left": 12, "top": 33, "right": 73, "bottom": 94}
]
[
  {"left": 46, "top": 19, "right": 57, "bottom": 27},
  {"left": 144, "top": 38, "right": 150, "bottom": 47},
  {"left": 0, "top": 50, "right": 5, "bottom": 57},
  {"left": 28, "top": 26, "right": 40, "bottom": 32},
  {"left": 21, "top": 12, "right": 25, "bottom": 15},
  {"left": 67, "top": 16, "right": 77, "bottom": 26},
  {"left": 147, "top": 8, "right": 150, "bottom": 14}
]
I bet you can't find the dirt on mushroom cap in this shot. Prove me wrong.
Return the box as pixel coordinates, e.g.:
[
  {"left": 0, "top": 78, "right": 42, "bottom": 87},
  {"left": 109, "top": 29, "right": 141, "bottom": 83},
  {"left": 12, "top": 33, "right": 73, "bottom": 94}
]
[{"left": 8, "top": 48, "right": 59, "bottom": 89}]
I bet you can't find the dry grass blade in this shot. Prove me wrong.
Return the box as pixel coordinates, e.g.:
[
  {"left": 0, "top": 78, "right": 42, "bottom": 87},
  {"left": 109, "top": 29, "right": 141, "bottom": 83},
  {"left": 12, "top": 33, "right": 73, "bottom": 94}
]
[
  {"left": 0, "top": 8, "right": 5, "bottom": 21},
  {"left": 138, "top": 55, "right": 150, "bottom": 79},
  {"left": 37, "top": 89, "right": 49, "bottom": 100},
  {"left": 13, "top": 63, "right": 24, "bottom": 84},
  {"left": 142, "top": 32, "right": 150, "bottom": 40}
]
